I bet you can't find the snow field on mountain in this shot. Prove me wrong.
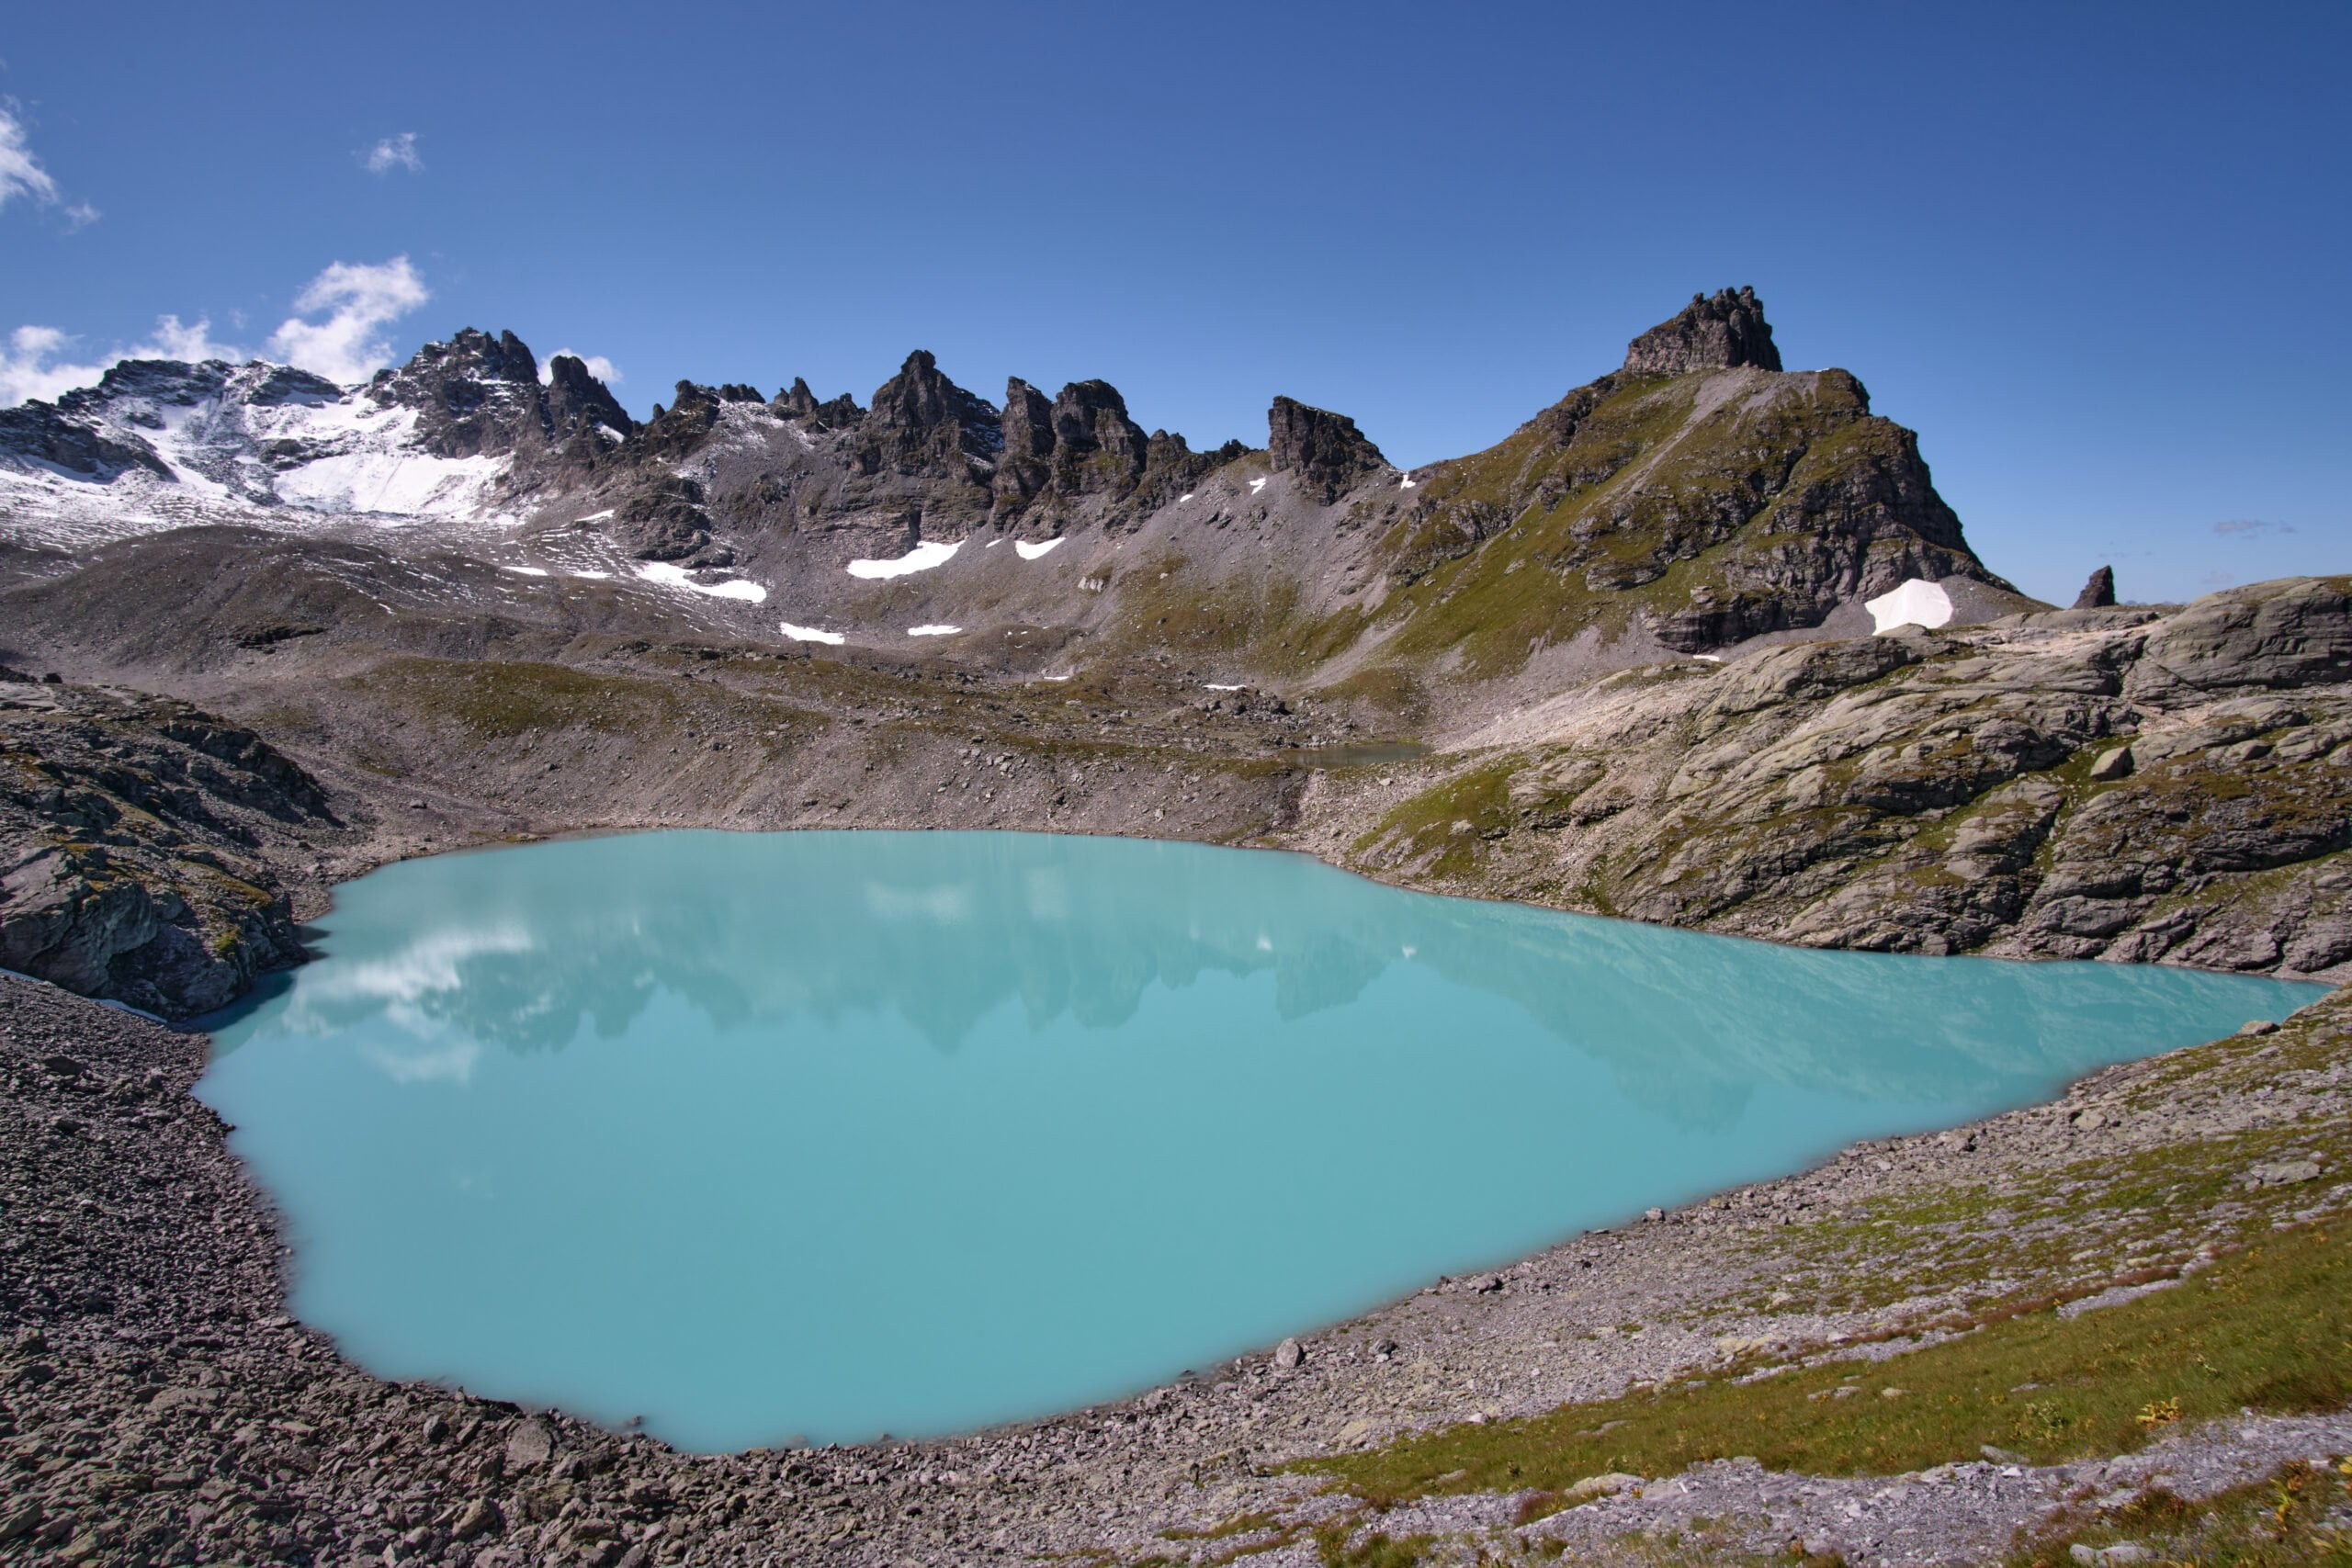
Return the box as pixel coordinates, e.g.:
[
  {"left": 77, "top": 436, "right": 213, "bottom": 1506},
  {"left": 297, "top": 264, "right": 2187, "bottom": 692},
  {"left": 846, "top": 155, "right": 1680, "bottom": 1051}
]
[
  {"left": 1865, "top": 579, "right": 1956, "bottom": 633},
  {"left": 632, "top": 562, "right": 769, "bottom": 603},
  {"left": 847, "top": 540, "right": 960, "bottom": 579}
]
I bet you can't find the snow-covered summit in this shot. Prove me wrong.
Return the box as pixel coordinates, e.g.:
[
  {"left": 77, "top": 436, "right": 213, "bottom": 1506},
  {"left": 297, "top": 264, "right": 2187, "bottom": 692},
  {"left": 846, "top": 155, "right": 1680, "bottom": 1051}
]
[{"left": 0, "top": 329, "right": 635, "bottom": 551}]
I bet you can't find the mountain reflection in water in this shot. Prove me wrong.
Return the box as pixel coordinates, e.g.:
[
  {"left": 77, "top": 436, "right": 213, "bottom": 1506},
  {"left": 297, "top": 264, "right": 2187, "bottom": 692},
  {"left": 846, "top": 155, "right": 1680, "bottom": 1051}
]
[{"left": 221, "top": 829, "right": 2313, "bottom": 1132}]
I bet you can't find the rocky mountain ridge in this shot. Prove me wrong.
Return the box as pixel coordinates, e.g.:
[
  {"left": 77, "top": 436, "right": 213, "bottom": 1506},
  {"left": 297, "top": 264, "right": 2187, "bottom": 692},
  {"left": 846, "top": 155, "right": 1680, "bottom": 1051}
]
[{"left": 1, "top": 290, "right": 2017, "bottom": 694}]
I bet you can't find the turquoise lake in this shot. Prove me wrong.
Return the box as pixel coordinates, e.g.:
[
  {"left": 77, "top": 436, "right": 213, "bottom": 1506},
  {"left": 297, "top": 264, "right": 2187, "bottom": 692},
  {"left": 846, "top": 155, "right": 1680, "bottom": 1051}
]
[{"left": 197, "top": 829, "right": 2325, "bottom": 1451}]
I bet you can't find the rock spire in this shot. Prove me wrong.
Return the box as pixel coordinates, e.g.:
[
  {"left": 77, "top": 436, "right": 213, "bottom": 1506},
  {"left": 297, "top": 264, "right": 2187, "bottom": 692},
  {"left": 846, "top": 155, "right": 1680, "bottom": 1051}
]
[
  {"left": 2075, "top": 565, "right": 2119, "bottom": 609},
  {"left": 1623, "top": 287, "right": 1781, "bottom": 377},
  {"left": 1267, "top": 396, "right": 1385, "bottom": 502}
]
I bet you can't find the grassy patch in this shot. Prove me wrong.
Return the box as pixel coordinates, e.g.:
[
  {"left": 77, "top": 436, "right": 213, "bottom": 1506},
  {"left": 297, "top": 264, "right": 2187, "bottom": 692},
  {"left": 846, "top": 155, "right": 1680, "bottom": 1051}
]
[
  {"left": 351, "top": 658, "right": 696, "bottom": 739},
  {"left": 1309, "top": 1223, "right": 2352, "bottom": 1504},
  {"left": 1352, "top": 758, "right": 1521, "bottom": 877},
  {"left": 2007, "top": 1458, "right": 2352, "bottom": 1568}
]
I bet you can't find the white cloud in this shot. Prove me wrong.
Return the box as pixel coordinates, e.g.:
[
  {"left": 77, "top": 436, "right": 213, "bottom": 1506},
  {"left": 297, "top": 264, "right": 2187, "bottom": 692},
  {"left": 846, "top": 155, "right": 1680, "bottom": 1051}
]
[
  {"left": 265, "top": 256, "right": 429, "bottom": 385},
  {"left": 142, "top": 313, "right": 242, "bottom": 364},
  {"left": 538, "top": 348, "right": 623, "bottom": 386},
  {"left": 62, "top": 201, "right": 98, "bottom": 231},
  {"left": 364, "top": 132, "right": 424, "bottom": 175},
  {"left": 0, "top": 315, "right": 247, "bottom": 407},
  {"left": 0, "top": 105, "right": 62, "bottom": 211}
]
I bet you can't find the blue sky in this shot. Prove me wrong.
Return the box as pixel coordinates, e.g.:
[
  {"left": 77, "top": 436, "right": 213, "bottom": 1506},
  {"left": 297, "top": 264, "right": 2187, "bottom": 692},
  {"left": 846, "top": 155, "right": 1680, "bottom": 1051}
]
[{"left": 1, "top": 2, "right": 2344, "bottom": 605}]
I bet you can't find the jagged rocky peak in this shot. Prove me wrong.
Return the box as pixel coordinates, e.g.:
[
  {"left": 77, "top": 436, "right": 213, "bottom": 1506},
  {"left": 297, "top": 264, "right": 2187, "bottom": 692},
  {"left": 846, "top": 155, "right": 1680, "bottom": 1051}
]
[
  {"left": 773, "top": 378, "right": 821, "bottom": 419},
  {"left": 368, "top": 326, "right": 551, "bottom": 457},
  {"left": 1622, "top": 286, "right": 1782, "bottom": 377},
  {"left": 2075, "top": 565, "right": 2119, "bottom": 609},
  {"left": 1052, "top": 381, "right": 1148, "bottom": 491},
  {"left": 997, "top": 378, "right": 1056, "bottom": 502},
  {"left": 862, "top": 351, "right": 1001, "bottom": 472},
  {"left": 376, "top": 326, "right": 541, "bottom": 395},
  {"left": 869, "top": 351, "right": 999, "bottom": 438},
  {"left": 542, "top": 354, "right": 634, "bottom": 438},
  {"left": 1268, "top": 396, "right": 1386, "bottom": 502}
]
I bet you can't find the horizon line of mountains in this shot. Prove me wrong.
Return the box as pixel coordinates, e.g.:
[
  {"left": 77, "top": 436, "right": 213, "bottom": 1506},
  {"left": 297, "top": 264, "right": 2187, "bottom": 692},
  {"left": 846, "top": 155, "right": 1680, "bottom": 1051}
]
[{"left": 0, "top": 288, "right": 2132, "bottom": 664}]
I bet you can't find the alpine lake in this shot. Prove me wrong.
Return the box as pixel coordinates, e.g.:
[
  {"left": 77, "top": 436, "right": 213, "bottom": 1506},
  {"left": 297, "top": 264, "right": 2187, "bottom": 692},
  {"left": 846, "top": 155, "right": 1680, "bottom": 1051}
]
[{"left": 196, "top": 830, "right": 2326, "bottom": 1452}]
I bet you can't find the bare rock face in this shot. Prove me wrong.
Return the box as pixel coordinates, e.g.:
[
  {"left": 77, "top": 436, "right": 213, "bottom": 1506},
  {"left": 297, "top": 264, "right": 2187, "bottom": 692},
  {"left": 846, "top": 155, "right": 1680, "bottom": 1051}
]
[
  {"left": 1623, "top": 286, "right": 1782, "bottom": 377},
  {"left": 1268, "top": 396, "right": 1386, "bottom": 502},
  {"left": 772, "top": 377, "right": 822, "bottom": 420},
  {"left": 0, "top": 685, "right": 334, "bottom": 1016},
  {"left": 993, "top": 377, "right": 1216, "bottom": 523},
  {"left": 994, "top": 378, "right": 1057, "bottom": 506},
  {"left": 368, "top": 327, "right": 547, "bottom": 458},
  {"left": 0, "top": 399, "right": 172, "bottom": 481},
  {"left": 2129, "top": 577, "right": 2352, "bottom": 699},
  {"left": 2075, "top": 565, "right": 2118, "bottom": 608},
  {"left": 541, "top": 353, "right": 635, "bottom": 441},
  {"left": 861, "top": 350, "right": 1001, "bottom": 476},
  {"left": 615, "top": 475, "right": 717, "bottom": 562},
  {"left": 1050, "top": 381, "right": 1150, "bottom": 493}
]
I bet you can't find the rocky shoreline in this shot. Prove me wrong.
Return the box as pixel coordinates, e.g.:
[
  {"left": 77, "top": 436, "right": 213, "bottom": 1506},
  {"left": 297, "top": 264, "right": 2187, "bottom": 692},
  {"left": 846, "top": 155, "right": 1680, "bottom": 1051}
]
[{"left": 4, "top": 950, "right": 2344, "bottom": 1565}]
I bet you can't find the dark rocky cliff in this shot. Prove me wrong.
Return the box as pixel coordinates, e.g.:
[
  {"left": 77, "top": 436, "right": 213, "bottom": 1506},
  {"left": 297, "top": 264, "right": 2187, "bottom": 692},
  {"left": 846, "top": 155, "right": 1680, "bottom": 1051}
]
[{"left": 0, "top": 680, "right": 342, "bottom": 1015}]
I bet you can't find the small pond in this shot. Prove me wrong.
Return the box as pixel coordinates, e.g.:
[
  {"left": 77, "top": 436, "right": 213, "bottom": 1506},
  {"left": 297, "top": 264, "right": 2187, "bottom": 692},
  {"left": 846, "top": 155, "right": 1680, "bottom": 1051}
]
[{"left": 198, "top": 830, "right": 2324, "bottom": 1450}]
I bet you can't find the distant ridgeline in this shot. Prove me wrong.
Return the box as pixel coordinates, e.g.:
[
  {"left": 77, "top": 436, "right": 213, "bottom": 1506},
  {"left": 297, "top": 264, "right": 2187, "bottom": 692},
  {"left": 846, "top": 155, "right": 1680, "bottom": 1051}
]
[{"left": 0, "top": 288, "right": 2032, "bottom": 691}]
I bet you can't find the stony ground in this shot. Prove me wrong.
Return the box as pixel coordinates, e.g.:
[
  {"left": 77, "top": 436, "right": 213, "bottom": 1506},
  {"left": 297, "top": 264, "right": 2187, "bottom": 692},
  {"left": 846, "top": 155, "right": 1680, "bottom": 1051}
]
[{"left": 3, "top": 963, "right": 2345, "bottom": 1566}]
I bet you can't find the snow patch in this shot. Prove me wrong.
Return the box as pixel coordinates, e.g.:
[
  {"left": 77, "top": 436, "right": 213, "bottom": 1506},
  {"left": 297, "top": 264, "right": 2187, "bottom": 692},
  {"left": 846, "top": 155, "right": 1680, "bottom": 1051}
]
[
  {"left": 848, "top": 539, "right": 960, "bottom": 579},
  {"left": 1690, "top": 653, "right": 1723, "bottom": 663},
  {"left": 503, "top": 566, "right": 549, "bottom": 577},
  {"left": 1397, "top": 471, "right": 1418, "bottom": 490},
  {"left": 274, "top": 446, "right": 508, "bottom": 518},
  {"left": 1865, "top": 578, "right": 1954, "bottom": 634},
  {"left": 572, "top": 508, "right": 616, "bottom": 523},
  {"left": 778, "top": 621, "right": 845, "bottom": 645},
  {"left": 1204, "top": 683, "right": 1245, "bottom": 692},
  {"left": 1178, "top": 492, "right": 1193, "bottom": 502},
  {"left": 907, "top": 625, "right": 962, "bottom": 637},
  {"left": 1249, "top": 477, "right": 1268, "bottom": 493},
  {"left": 571, "top": 570, "right": 611, "bottom": 580},
  {"left": 1013, "top": 537, "right": 1064, "bottom": 560},
  {"left": 633, "top": 561, "right": 769, "bottom": 603},
  {"left": 986, "top": 538, "right": 1002, "bottom": 547}
]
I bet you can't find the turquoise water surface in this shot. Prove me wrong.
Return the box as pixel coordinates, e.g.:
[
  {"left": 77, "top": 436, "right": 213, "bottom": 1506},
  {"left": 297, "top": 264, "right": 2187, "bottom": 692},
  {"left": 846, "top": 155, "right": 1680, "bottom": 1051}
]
[{"left": 198, "top": 830, "right": 2324, "bottom": 1450}]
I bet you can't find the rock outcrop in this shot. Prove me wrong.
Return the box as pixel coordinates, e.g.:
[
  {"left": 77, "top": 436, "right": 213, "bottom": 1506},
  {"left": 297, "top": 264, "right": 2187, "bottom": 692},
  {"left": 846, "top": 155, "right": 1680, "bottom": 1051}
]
[
  {"left": 1622, "top": 286, "right": 1781, "bottom": 377},
  {"left": 541, "top": 353, "right": 635, "bottom": 441},
  {"left": 614, "top": 475, "right": 720, "bottom": 562},
  {"left": 1346, "top": 575, "right": 2352, "bottom": 979},
  {"left": 1268, "top": 396, "right": 1386, "bottom": 502},
  {"left": 0, "top": 398, "right": 172, "bottom": 481},
  {"left": 0, "top": 684, "right": 336, "bottom": 1016},
  {"left": 2075, "top": 564, "right": 2118, "bottom": 608},
  {"left": 860, "top": 350, "right": 1002, "bottom": 476},
  {"left": 367, "top": 327, "right": 548, "bottom": 457}
]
